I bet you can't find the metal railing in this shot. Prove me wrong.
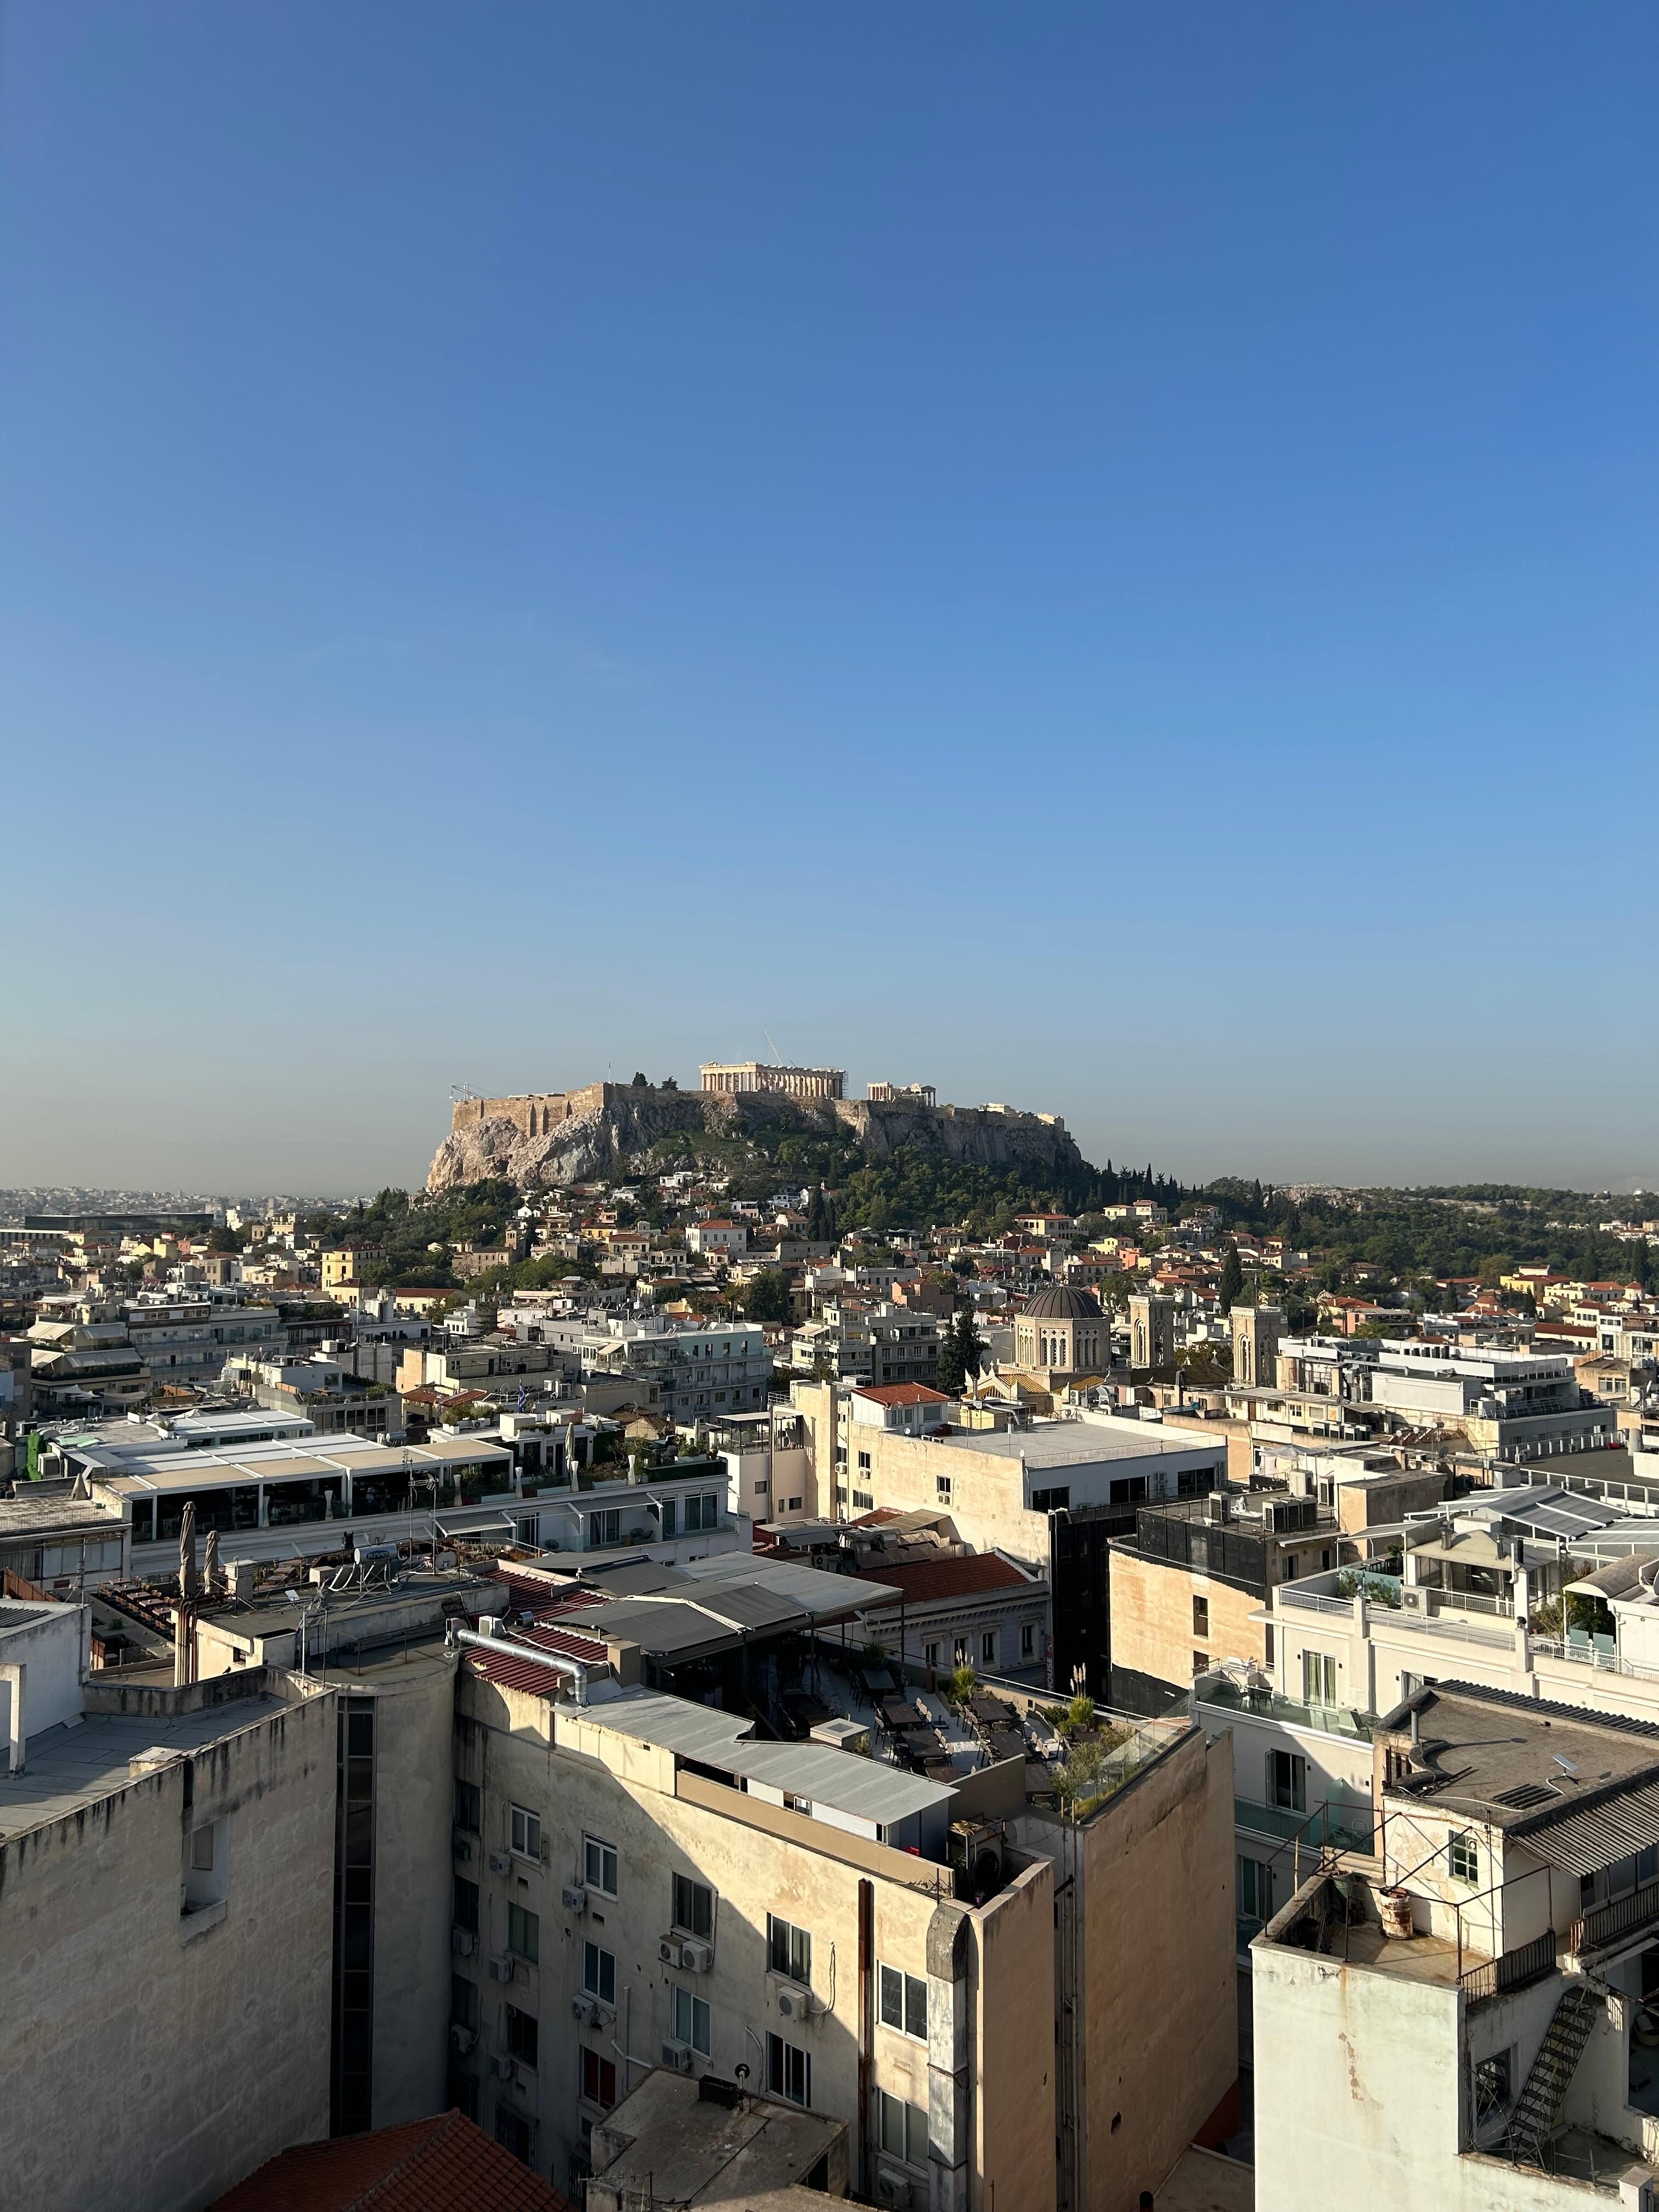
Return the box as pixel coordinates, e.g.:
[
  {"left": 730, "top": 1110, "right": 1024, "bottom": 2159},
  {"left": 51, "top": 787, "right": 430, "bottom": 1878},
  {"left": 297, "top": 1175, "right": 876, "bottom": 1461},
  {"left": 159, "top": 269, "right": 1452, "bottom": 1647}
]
[
  {"left": 1390, "top": 1609, "right": 1515, "bottom": 1647},
  {"left": 1236, "top": 1795, "right": 1375, "bottom": 1853},
  {"left": 1280, "top": 1589, "right": 1352, "bottom": 1616},
  {"left": 1531, "top": 1637, "right": 1659, "bottom": 1686},
  {"left": 1459, "top": 1928, "right": 1558, "bottom": 2006},
  {"left": 1403, "top": 1585, "right": 1512, "bottom": 1618},
  {"left": 1571, "top": 1876, "right": 1659, "bottom": 1957}
]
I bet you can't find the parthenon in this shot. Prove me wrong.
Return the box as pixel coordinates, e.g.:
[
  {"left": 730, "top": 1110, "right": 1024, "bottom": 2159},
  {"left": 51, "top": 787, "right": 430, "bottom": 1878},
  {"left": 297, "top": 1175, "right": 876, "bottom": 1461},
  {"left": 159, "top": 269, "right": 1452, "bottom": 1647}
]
[{"left": 698, "top": 1061, "right": 845, "bottom": 1101}]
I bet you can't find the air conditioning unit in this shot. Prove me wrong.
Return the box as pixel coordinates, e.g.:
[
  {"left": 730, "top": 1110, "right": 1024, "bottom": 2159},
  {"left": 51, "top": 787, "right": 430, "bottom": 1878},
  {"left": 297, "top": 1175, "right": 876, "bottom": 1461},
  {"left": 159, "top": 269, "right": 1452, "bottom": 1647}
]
[
  {"left": 488, "top": 1956, "right": 517, "bottom": 1984},
  {"left": 489, "top": 1852, "right": 511, "bottom": 1875},
  {"left": 777, "top": 1987, "right": 816, "bottom": 2023},
  {"left": 451, "top": 1927, "right": 477, "bottom": 1957},
  {"left": 571, "top": 1996, "right": 598, "bottom": 2027},
  {"left": 562, "top": 1885, "right": 588, "bottom": 1914},
  {"left": 661, "top": 2039, "right": 695, "bottom": 2073},
  {"left": 875, "top": 2167, "right": 914, "bottom": 2207},
  {"left": 452, "top": 1832, "right": 474, "bottom": 1863},
  {"left": 680, "top": 1938, "right": 714, "bottom": 1974},
  {"left": 449, "top": 2024, "right": 476, "bottom": 2056},
  {"left": 491, "top": 2055, "right": 516, "bottom": 2082},
  {"left": 659, "top": 1937, "right": 685, "bottom": 1968}
]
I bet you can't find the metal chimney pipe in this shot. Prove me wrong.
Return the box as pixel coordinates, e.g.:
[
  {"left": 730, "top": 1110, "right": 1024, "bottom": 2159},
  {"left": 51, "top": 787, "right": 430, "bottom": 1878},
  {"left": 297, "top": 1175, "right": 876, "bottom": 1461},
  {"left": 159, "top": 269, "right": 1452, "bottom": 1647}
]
[{"left": 445, "top": 1619, "right": 589, "bottom": 1705}]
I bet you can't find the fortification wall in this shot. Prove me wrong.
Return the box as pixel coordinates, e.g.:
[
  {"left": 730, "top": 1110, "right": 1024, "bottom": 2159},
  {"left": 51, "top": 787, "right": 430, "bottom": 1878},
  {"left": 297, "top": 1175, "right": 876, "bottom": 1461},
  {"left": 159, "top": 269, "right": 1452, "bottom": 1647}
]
[
  {"left": 451, "top": 1081, "right": 630, "bottom": 1139},
  {"left": 430, "top": 1081, "right": 1088, "bottom": 1192}
]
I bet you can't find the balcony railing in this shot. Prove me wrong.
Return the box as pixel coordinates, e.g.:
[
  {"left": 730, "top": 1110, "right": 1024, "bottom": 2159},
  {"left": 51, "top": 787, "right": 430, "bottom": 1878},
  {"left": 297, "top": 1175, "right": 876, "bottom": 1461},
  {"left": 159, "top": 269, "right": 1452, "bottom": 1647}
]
[
  {"left": 1235, "top": 1795, "right": 1374, "bottom": 1853},
  {"left": 1401, "top": 1584, "right": 1513, "bottom": 1619},
  {"left": 1571, "top": 1877, "right": 1659, "bottom": 1959},
  {"left": 1280, "top": 1588, "right": 1352, "bottom": 1616},
  {"left": 1390, "top": 1609, "right": 1515, "bottom": 1648},
  {"left": 1531, "top": 1637, "right": 1659, "bottom": 1686},
  {"left": 1459, "top": 1928, "right": 1558, "bottom": 2006}
]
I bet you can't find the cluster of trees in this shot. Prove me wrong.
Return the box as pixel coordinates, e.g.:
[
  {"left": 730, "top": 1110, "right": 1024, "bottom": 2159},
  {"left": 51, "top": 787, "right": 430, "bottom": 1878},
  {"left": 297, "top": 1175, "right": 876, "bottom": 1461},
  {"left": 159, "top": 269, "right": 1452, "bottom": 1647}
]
[{"left": 1206, "top": 1179, "right": 1654, "bottom": 1295}]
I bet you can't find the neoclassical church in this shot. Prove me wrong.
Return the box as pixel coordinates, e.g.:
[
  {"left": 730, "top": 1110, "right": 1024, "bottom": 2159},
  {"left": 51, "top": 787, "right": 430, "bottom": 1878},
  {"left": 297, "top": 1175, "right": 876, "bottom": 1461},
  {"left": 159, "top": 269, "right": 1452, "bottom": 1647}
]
[{"left": 1013, "top": 1281, "right": 1107, "bottom": 1380}]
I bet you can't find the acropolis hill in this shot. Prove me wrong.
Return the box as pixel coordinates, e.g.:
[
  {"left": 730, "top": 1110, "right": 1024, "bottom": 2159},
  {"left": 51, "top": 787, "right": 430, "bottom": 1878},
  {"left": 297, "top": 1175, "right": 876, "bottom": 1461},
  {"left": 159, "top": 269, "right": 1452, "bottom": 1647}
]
[{"left": 425, "top": 1076, "right": 1086, "bottom": 1192}]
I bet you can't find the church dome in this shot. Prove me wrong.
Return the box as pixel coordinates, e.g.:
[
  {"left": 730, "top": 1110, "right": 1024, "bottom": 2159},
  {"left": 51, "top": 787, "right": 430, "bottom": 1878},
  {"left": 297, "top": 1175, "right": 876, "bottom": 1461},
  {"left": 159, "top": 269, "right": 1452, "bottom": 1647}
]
[{"left": 1019, "top": 1283, "right": 1103, "bottom": 1322}]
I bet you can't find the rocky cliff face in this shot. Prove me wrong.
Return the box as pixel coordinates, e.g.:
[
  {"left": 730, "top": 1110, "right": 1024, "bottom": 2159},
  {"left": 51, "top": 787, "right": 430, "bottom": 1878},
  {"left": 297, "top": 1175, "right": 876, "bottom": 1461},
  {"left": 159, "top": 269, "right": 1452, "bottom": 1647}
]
[{"left": 425, "top": 1084, "right": 1088, "bottom": 1193}]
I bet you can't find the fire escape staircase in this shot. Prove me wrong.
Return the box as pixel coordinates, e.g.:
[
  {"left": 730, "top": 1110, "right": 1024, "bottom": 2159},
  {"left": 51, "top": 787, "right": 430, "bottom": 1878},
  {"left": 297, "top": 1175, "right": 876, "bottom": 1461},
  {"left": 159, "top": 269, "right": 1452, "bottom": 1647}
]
[{"left": 1500, "top": 1984, "right": 1601, "bottom": 2168}]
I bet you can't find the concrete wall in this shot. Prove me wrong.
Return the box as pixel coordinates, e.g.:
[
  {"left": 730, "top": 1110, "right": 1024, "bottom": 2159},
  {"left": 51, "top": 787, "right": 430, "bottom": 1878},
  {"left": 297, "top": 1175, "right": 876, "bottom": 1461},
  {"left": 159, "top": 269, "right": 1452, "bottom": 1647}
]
[
  {"left": 974, "top": 1845, "right": 1058, "bottom": 2211},
  {"left": 0, "top": 1678, "right": 337, "bottom": 2212},
  {"left": 0, "top": 1599, "right": 89, "bottom": 1751},
  {"left": 1110, "top": 1548, "right": 1266, "bottom": 1695},
  {"left": 363, "top": 1652, "right": 458, "bottom": 2128},
  {"left": 1076, "top": 1728, "right": 1237, "bottom": 2212},
  {"left": 1253, "top": 1934, "right": 1626, "bottom": 2212}
]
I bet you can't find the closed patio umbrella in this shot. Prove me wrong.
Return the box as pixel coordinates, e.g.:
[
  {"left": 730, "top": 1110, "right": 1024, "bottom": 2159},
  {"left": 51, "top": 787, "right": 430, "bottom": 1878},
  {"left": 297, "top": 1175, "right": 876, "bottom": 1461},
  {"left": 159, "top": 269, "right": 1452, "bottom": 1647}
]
[{"left": 179, "top": 1500, "right": 199, "bottom": 1602}]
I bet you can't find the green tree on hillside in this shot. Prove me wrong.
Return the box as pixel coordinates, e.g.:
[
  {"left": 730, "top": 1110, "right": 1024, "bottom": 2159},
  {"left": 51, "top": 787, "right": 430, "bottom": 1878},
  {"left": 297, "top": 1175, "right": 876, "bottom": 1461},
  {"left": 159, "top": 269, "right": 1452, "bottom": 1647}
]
[{"left": 741, "top": 1269, "right": 794, "bottom": 1325}]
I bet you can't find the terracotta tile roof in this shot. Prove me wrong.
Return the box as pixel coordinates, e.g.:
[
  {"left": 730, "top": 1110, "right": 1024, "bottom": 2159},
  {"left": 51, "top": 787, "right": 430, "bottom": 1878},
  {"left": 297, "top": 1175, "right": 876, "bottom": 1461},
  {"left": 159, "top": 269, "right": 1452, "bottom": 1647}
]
[
  {"left": 854, "top": 1383, "right": 951, "bottom": 1406},
  {"left": 859, "top": 1554, "right": 1034, "bottom": 1603},
  {"left": 207, "top": 2109, "right": 573, "bottom": 2212}
]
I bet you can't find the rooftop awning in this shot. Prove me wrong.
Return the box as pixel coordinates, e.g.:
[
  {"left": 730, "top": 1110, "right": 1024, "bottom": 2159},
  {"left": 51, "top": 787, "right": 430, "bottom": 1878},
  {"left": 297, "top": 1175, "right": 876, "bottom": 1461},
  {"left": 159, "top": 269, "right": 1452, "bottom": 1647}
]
[{"left": 1513, "top": 1778, "right": 1659, "bottom": 1878}]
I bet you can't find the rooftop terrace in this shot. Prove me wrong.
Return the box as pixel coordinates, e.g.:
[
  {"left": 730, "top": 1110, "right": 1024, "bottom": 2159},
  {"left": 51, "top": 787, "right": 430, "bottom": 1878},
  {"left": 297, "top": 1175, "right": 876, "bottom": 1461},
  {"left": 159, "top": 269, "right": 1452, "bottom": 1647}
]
[{"left": 0, "top": 1683, "right": 294, "bottom": 1841}]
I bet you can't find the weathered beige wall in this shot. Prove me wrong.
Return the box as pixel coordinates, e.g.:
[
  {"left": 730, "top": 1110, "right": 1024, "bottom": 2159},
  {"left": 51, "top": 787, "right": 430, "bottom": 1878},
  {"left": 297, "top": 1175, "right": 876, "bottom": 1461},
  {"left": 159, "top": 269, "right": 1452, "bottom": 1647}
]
[
  {"left": 1157, "top": 1412, "right": 1253, "bottom": 1485},
  {"left": 1080, "top": 1728, "right": 1237, "bottom": 2211},
  {"left": 975, "top": 1848, "right": 1058, "bottom": 2211},
  {"left": 795, "top": 1386, "right": 1047, "bottom": 1562},
  {"left": 0, "top": 1683, "right": 337, "bottom": 2212},
  {"left": 1110, "top": 1547, "right": 1266, "bottom": 1691}
]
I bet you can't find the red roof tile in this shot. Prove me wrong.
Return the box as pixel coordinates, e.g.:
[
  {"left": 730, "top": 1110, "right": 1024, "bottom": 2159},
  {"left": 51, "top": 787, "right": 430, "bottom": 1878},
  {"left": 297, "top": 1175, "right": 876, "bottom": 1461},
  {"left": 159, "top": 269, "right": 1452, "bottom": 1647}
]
[
  {"left": 207, "top": 2110, "right": 573, "bottom": 2212},
  {"left": 859, "top": 1554, "right": 1034, "bottom": 1603}
]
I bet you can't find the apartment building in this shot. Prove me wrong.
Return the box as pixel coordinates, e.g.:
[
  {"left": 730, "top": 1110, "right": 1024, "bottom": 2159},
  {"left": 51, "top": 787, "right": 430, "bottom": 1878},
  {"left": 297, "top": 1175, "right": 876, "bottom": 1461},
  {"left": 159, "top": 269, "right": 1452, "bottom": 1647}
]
[
  {"left": 64, "top": 1431, "right": 523, "bottom": 1573},
  {"left": 712, "top": 1406, "right": 815, "bottom": 1527},
  {"left": 1260, "top": 1480, "right": 1659, "bottom": 1730},
  {"left": 792, "top": 1385, "right": 1227, "bottom": 1562},
  {"left": 686, "top": 1220, "right": 749, "bottom": 1257},
  {"left": 122, "top": 1295, "right": 289, "bottom": 1386},
  {"left": 1108, "top": 1491, "right": 1348, "bottom": 1714},
  {"left": 220, "top": 1353, "right": 403, "bottom": 1440},
  {"left": 0, "top": 1489, "right": 129, "bottom": 1590},
  {"left": 1187, "top": 1663, "right": 1378, "bottom": 2071},
  {"left": 798, "top": 1302, "right": 944, "bottom": 1391},
  {"left": 397, "top": 1339, "right": 569, "bottom": 1397},
  {"left": 1367, "top": 1341, "right": 1618, "bottom": 1464},
  {"left": 1254, "top": 1682, "right": 1659, "bottom": 2207},
  {"left": 448, "top": 1600, "right": 1236, "bottom": 2209},
  {"left": 537, "top": 1316, "right": 773, "bottom": 1423},
  {"left": 0, "top": 1602, "right": 337, "bottom": 2212}
]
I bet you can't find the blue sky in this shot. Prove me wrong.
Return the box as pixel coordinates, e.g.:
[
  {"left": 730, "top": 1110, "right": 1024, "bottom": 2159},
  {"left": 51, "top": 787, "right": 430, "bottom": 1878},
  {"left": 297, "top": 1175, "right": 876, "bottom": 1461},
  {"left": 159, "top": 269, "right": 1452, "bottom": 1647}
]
[{"left": 3, "top": 4, "right": 1655, "bottom": 1194}]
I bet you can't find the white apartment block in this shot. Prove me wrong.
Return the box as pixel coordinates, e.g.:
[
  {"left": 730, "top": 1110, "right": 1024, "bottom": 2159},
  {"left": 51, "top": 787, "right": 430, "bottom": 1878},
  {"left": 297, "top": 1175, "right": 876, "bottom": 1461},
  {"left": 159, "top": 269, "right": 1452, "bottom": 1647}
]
[{"left": 1255, "top": 1680, "right": 1659, "bottom": 2208}]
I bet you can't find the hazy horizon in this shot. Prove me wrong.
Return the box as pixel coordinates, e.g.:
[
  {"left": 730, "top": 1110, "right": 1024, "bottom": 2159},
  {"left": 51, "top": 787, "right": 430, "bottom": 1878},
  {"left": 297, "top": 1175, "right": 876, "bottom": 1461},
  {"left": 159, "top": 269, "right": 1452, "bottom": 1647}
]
[
  {"left": 0, "top": 1057, "right": 1652, "bottom": 1204},
  {"left": 5, "top": 7, "right": 1655, "bottom": 1195}
]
